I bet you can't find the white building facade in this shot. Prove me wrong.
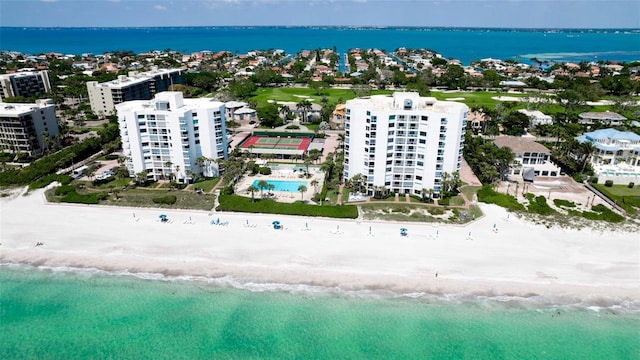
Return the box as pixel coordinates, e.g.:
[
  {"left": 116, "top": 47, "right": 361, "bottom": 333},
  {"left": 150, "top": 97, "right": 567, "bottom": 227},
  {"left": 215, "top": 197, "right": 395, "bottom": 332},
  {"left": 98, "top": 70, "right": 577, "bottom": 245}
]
[
  {"left": 116, "top": 92, "right": 227, "bottom": 183},
  {"left": 517, "top": 109, "right": 553, "bottom": 128},
  {"left": 344, "top": 92, "right": 467, "bottom": 197},
  {"left": 0, "top": 99, "right": 59, "bottom": 156}
]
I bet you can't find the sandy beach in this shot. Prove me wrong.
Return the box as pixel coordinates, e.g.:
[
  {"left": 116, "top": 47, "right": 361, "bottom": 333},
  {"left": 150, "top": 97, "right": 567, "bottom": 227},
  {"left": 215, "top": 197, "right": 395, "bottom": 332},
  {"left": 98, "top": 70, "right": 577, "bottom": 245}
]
[{"left": 1, "top": 186, "right": 638, "bottom": 301}]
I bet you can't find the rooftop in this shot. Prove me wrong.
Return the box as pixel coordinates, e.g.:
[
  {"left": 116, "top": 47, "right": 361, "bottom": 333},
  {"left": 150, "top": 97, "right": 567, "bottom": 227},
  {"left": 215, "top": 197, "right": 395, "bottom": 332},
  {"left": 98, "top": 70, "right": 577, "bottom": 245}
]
[{"left": 493, "top": 136, "right": 550, "bottom": 154}]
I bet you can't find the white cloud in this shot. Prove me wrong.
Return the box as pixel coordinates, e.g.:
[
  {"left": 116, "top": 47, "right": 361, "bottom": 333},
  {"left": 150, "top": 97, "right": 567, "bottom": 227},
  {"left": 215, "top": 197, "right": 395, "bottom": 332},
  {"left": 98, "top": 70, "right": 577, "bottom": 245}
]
[{"left": 154, "top": 4, "right": 167, "bottom": 10}]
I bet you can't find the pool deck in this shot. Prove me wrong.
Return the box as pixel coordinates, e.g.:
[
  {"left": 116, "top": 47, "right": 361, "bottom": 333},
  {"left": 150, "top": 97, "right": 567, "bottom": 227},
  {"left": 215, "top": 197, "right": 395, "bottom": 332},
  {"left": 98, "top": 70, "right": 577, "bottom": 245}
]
[{"left": 235, "top": 167, "right": 325, "bottom": 203}]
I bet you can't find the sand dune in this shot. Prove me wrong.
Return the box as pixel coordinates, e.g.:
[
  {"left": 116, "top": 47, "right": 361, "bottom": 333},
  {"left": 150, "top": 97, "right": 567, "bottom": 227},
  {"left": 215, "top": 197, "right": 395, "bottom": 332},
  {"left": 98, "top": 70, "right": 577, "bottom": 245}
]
[{"left": 1, "top": 186, "right": 638, "bottom": 300}]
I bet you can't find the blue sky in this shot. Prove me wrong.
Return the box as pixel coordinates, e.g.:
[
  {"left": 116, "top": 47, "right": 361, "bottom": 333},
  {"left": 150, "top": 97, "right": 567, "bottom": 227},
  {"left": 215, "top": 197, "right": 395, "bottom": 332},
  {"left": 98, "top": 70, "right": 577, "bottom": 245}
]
[{"left": 1, "top": 0, "right": 638, "bottom": 28}]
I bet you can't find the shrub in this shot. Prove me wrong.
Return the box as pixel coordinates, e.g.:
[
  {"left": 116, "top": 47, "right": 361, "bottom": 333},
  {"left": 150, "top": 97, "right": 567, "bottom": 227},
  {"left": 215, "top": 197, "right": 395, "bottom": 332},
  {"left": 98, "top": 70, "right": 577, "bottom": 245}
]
[
  {"left": 553, "top": 199, "right": 576, "bottom": 208},
  {"left": 61, "top": 191, "right": 99, "bottom": 204},
  {"left": 54, "top": 185, "right": 76, "bottom": 196},
  {"left": 152, "top": 195, "right": 177, "bottom": 205},
  {"left": 572, "top": 173, "right": 584, "bottom": 183},
  {"left": 438, "top": 197, "right": 450, "bottom": 206},
  {"left": 528, "top": 195, "right": 555, "bottom": 215},
  {"left": 628, "top": 182, "right": 635, "bottom": 189},
  {"left": 222, "top": 185, "right": 235, "bottom": 195},
  {"left": 477, "top": 185, "right": 525, "bottom": 211},
  {"left": 604, "top": 180, "right": 613, "bottom": 187},
  {"left": 589, "top": 177, "right": 598, "bottom": 184},
  {"left": 285, "top": 125, "right": 300, "bottom": 129},
  {"left": 258, "top": 167, "right": 272, "bottom": 175},
  {"left": 29, "top": 174, "right": 73, "bottom": 190}
]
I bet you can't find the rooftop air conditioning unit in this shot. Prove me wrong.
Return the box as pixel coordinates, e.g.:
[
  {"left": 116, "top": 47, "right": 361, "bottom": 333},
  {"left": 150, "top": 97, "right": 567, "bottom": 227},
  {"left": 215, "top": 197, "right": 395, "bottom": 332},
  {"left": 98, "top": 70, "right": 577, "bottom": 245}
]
[{"left": 404, "top": 99, "right": 413, "bottom": 110}]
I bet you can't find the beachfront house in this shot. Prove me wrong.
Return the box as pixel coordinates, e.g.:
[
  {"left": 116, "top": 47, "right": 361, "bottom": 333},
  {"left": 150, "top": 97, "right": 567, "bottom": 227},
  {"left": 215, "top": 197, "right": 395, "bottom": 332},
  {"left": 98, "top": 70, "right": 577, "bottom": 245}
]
[
  {"left": 116, "top": 91, "right": 228, "bottom": 183},
  {"left": 493, "top": 136, "right": 562, "bottom": 182},
  {"left": 576, "top": 128, "right": 640, "bottom": 184},
  {"left": 343, "top": 92, "right": 467, "bottom": 198}
]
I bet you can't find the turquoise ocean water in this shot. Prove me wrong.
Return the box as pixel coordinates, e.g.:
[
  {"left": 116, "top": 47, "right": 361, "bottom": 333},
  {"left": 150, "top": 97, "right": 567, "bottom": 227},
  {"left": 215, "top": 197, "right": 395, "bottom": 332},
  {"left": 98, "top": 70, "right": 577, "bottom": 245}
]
[
  {"left": 2, "top": 264, "right": 639, "bottom": 359},
  {"left": 1, "top": 27, "right": 639, "bottom": 65}
]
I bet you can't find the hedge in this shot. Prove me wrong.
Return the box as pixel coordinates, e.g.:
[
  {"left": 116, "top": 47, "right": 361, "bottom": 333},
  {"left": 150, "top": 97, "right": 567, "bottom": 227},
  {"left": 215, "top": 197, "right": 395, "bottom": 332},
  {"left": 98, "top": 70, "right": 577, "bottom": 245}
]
[
  {"left": 217, "top": 194, "right": 358, "bottom": 218},
  {"left": 152, "top": 195, "right": 177, "bottom": 205}
]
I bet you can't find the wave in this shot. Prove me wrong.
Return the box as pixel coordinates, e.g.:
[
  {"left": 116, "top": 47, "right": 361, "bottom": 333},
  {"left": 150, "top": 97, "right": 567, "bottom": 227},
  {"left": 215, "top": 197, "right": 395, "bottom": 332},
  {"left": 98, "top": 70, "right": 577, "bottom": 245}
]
[{"left": 2, "top": 262, "right": 639, "bottom": 314}]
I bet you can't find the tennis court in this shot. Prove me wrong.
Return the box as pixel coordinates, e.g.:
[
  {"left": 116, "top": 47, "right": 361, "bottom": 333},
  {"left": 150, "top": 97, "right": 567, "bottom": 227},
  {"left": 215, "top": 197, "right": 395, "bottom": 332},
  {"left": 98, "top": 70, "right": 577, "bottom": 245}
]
[{"left": 240, "top": 135, "right": 311, "bottom": 151}]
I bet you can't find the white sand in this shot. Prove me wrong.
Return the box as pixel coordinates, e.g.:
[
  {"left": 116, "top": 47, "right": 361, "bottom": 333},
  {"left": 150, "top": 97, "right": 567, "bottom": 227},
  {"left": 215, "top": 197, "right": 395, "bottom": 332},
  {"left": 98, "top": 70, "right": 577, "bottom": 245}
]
[{"left": 1, "top": 187, "right": 638, "bottom": 300}]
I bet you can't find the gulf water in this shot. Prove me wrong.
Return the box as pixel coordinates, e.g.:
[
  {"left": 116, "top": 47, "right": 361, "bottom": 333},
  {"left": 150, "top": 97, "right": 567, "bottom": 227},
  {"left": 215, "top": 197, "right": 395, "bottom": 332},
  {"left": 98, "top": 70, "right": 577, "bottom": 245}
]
[
  {"left": 2, "top": 264, "right": 639, "bottom": 359},
  {"left": 1, "top": 27, "right": 639, "bottom": 65}
]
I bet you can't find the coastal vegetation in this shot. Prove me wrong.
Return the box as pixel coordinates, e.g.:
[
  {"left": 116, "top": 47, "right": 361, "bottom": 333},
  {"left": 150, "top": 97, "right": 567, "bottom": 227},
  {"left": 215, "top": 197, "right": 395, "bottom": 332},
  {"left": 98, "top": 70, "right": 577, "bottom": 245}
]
[{"left": 217, "top": 193, "right": 357, "bottom": 218}]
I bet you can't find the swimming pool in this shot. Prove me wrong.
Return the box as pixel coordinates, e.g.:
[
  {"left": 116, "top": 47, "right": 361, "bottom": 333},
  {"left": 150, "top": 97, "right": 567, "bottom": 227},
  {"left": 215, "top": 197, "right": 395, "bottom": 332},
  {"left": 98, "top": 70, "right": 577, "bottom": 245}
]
[{"left": 252, "top": 179, "right": 308, "bottom": 192}]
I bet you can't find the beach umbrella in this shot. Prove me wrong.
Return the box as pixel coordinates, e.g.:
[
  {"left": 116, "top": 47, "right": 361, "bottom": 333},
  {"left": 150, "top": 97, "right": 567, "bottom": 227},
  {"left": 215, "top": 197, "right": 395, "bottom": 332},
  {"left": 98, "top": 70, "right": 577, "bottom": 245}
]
[
  {"left": 400, "top": 227, "right": 407, "bottom": 232},
  {"left": 246, "top": 219, "right": 249, "bottom": 225},
  {"left": 159, "top": 214, "right": 167, "bottom": 219},
  {"left": 369, "top": 226, "right": 372, "bottom": 233},
  {"left": 305, "top": 222, "right": 308, "bottom": 229},
  {"left": 273, "top": 221, "right": 280, "bottom": 225}
]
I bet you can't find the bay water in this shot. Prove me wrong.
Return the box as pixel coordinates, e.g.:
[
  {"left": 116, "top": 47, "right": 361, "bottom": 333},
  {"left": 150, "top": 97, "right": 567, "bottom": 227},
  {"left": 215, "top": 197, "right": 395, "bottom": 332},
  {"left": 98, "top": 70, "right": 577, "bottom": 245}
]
[{"left": 1, "top": 27, "right": 639, "bottom": 65}]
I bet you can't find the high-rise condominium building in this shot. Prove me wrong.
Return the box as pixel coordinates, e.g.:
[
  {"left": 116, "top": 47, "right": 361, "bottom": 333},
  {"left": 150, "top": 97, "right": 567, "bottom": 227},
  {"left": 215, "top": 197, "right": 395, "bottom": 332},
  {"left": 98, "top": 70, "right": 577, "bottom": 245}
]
[
  {"left": 343, "top": 92, "right": 468, "bottom": 197},
  {"left": 0, "top": 70, "right": 52, "bottom": 101},
  {"left": 116, "top": 92, "right": 227, "bottom": 183},
  {"left": 88, "top": 68, "right": 184, "bottom": 117},
  {"left": 0, "top": 99, "right": 59, "bottom": 156}
]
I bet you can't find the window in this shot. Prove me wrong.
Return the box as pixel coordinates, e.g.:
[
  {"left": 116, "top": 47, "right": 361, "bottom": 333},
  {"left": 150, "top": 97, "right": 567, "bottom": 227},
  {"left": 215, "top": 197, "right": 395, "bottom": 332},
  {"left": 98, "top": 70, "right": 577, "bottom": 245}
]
[{"left": 419, "top": 139, "right": 426, "bottom": 144}]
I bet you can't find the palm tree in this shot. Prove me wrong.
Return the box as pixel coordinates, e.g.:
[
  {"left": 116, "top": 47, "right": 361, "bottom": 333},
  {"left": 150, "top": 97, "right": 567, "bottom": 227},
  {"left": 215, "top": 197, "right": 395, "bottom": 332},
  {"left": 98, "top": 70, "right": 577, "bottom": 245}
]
[
  {"left": 579, "top": 142, "right": 595, "bottom": 173},
  {"left": 303, "top": 158, "right": 312, "bottom": 175},
  {"left": 257, "top": 179, "right": 268, "bottom": 197},
  {"left": 247, "top": 185, "right": 259, "bottom": 202},
  {"left": 174, "top": 164, "right": 181, "bottom": 184},
  {"left": 279, "top": 104, "right": 290, "bottom": 120},
  {"left": 421, "top": 188, "right": 429, "bottom": 202},
  {"left": 195, "top": 156, "right": 207, "bottom": 176},
  {"left": 267, "top": 183, "right": 275, "bottom": 195},
  {"left": 298, "top": 184, "right": 308, "bottom": 201},
  {"left": 310, "top": 179, "right": 319, "bottom": 193},
  {"left": 297, "top": 99, "right": 313, "bottom": 123},
  {"left": 164, "top": 160, "right": 173, "bottom": 181}
]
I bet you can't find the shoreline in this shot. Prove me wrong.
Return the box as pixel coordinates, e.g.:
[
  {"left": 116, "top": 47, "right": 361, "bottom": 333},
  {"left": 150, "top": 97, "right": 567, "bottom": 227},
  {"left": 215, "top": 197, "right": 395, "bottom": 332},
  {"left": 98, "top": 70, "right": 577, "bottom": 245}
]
[{"left": 1, "top": 187, "right": 639, "bottom": 304}]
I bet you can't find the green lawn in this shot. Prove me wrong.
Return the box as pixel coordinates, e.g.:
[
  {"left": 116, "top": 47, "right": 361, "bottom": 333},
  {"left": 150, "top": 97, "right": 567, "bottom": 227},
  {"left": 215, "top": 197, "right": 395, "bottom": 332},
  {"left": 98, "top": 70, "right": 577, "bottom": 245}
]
[
  {"left": 193, "top": 177, "right": 220, "bottom": 192},
  {"left": 594, "top": 184, "right": 640, "bottom": 197},
  {"left": 592, "top": 184, "right": 640, "bottom": 215},
  {"left": 430, "top": 91, "right": 529, "bottom": 109},
  {"left": 250, "top": 88, "right": 392, "bottom": 108}
]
